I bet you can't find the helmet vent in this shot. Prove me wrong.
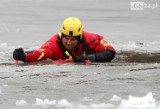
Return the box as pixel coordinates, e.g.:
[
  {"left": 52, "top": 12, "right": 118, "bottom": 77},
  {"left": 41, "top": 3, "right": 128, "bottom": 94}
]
[
  {"left": 69, "top": 31, "right": 73, "bottom": 36},
  {"left": 78, "top": 25, "right": 82, "bottom": 31},
  {"left": 63, "top": 26, "right": 65, "bottom": 30}
]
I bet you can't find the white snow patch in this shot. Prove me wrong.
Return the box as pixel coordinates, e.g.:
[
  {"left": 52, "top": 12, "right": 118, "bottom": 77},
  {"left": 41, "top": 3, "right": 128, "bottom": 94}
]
[
  {"left": 117, "top": 92, "right": 157, "bottom": 109},
  {"left": 16, "top": 100, "right": 28, "bottom": 106},
  {"left": 33, "top": 98, "right": 56, "bottom": 108},
  {"left": 57, "top": 99, "right": 73, "bottom": 108},
  {"left": 110, "top": 95, "right": 122, "bottom": 102}
]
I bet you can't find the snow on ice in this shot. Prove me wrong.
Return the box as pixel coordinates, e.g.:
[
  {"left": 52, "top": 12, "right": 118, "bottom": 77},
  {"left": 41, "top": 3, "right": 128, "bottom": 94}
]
[{"left": 15, "top": 92, "right": 160, "bottom": 109}]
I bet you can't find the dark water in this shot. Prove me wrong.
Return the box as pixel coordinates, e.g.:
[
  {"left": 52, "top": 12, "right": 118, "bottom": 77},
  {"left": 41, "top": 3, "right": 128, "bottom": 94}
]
[{"left": 116, "top": 51, "right": 160, "bottom": 63}]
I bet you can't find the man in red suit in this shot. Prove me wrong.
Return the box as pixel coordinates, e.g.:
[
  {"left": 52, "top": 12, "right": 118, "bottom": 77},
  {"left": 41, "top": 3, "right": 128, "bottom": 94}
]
[{"left": 13, "top": 17, "right": 115, "bottom": 62}]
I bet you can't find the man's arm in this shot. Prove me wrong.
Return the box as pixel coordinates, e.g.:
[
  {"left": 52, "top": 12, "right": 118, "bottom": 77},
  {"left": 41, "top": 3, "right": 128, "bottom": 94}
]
[
  {"left": 73, "top": 49, "right": 115, "bottom": 62},
  {"left": 94, "top": 49, "right": 115, "bottom": 62},
  {"left": 13, "top": 48, "right": 50, "bottom": 62}
]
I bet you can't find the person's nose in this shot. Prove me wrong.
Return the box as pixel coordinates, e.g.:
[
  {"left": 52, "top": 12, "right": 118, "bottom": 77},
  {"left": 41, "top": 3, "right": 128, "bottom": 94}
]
[{"left": 67, "top": 39, "right": 72, "bottom": 45}]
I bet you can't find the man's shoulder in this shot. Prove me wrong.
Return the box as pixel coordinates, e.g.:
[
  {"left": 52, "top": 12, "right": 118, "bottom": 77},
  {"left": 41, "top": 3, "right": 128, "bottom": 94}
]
[
  {"left": 83, "top": 31, "right": 94, "bottom": 36},
  {"left": 49, "top": 34, "right": 59, "bottom": 41},
  {"left": 41, "top": 34, "right": 59, "bottom": 48},
  {"left": 83, "top": 31, "right": 103, "bottom": 37},
  {"left": 83, "top": 31, "right": 103, "bottom": 40}
]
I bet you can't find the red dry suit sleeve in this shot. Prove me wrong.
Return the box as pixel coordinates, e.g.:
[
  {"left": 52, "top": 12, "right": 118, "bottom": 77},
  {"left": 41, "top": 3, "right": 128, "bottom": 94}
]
[
  {"left": 25, "top": 36, "right": 57, "bottom": 62},
  {"left": 25, "top": 48, "right": 51, "bottom": 62}
]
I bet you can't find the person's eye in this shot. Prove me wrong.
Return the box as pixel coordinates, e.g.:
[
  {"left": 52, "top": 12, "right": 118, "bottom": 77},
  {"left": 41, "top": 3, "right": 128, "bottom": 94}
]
[
  {"left": 71, "top": 39, "right": 76, "bottom": 41},
  {"left": 65, "top": 37, "right": 69, "bottom": 40}
]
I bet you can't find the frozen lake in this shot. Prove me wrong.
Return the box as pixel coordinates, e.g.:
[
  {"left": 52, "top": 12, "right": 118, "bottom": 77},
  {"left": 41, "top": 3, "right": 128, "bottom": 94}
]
[{"left": 0, "top": 0, "right": 160, "bottom": 109}]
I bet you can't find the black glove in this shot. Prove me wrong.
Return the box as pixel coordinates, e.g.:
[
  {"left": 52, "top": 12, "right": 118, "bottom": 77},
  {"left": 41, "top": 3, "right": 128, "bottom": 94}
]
[
  {"left": 13, "top": 48, "right": 26, "bottom": 62},
  {"left": 73, "top": 54, "right": 96, "bottom": 62},
  {"left": 87, "top": 54, "right": 96, "bottom": 62}
]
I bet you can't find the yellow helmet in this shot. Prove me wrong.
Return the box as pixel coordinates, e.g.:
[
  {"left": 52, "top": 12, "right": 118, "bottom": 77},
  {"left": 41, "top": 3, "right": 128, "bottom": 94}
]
[{"left": 59, "top": 17, "right": 83, "bottom": 39}]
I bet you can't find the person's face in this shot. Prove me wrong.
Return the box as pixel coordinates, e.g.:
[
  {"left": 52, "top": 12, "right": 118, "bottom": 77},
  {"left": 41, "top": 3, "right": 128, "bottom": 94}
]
[{"left": 62, "top": 36, "right": 79, "bottom": 50}]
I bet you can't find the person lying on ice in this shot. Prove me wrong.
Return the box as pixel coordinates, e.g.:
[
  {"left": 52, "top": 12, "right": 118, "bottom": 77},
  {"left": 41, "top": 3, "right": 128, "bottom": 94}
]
[{"left": 13, "top": 17, "right": 115, "bottom": 63}]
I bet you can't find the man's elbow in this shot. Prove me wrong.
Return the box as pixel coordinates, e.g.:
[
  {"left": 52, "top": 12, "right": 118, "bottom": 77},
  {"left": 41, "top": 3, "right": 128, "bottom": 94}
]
[{"left": 95, "top": 49, "right": 116, "bottom": 62}]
